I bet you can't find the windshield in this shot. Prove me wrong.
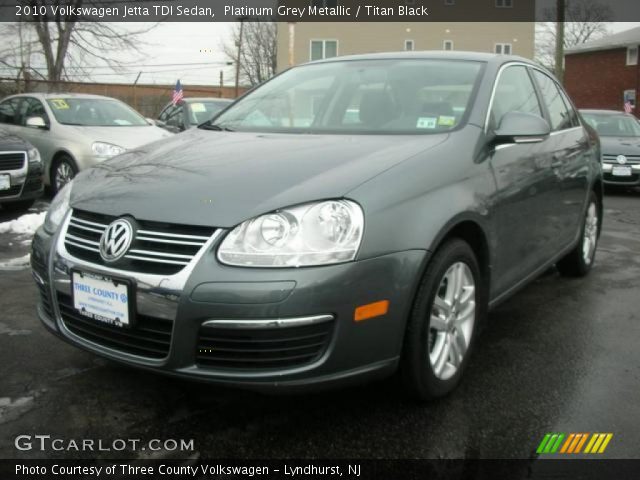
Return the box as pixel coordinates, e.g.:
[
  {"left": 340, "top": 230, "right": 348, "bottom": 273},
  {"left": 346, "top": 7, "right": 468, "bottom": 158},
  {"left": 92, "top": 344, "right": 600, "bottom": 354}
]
[
  {"left": 208, "top": 59, "right": 483, "bottom": 134},
  {"left": 581, "top": 113, "right": 640, "bottom": 137},
  {"left": 46, "top": 98, "right": 148, "bottom": 127},
  {"left": 189, "top": 101, "right": 230, "bottom": 125}
]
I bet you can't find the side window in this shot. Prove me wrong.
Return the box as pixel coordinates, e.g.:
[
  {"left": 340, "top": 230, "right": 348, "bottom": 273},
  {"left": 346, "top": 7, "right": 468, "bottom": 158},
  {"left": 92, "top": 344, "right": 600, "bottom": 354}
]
[
  {"left": 158, "top": 105, "right": 175, "bottom": 122},
  {"left": 166, "top": 105, "right": 185, "bottom": 130},
  {"left": 20, "top": 97, "right": 49, "bottom": 125},
  {"left": 557, "top": 88, "right": 580, "bottom": 128},
  {"left": 0, "top": 98, "right": 22, "bottom": 125},
  {"left": 490, "top": 66, "right": 542, "bottom": 129},
  {"left": 532, "top": 70, "right": 574, "bottom": 131}
]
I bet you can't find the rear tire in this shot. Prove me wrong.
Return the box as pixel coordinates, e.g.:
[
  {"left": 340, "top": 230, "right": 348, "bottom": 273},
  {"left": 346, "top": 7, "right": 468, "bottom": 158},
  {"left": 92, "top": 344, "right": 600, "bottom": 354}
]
[
  {"left": 401, "top": 239, "right": 486, "bottom": 401},
  {"left": 556, "top": 191, "right": 600, "bottom": 277},
  {"left": 51, "top": 155, "right": 78, "bottom": 195}
]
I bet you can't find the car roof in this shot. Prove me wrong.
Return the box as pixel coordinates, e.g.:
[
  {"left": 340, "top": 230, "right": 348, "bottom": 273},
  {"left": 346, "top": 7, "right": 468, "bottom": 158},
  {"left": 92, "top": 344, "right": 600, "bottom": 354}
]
[
  {"left": 580, "top": 109, "right": 632, "bottom": 116},
  {"left": 7, "top": 92, "right": 117, "bottom": 100},
  {"left": 185, "top": 97, "right": 232, "bottom": 103},
  {"left": 308, "top": 50, "right": 536, "bottom": 67}
]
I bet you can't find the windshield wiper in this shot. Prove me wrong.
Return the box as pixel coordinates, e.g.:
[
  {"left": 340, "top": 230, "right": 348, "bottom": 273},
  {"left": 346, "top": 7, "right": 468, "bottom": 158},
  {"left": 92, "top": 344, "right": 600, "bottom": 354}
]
[{"left": 200, "top": 123, "right": 234, "bottom": 131}]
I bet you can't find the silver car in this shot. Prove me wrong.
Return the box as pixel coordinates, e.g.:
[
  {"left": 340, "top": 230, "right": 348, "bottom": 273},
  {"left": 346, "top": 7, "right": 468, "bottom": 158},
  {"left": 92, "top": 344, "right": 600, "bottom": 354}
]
[{"left": 0, "top": 93, "right": 172, "bottom": 193}]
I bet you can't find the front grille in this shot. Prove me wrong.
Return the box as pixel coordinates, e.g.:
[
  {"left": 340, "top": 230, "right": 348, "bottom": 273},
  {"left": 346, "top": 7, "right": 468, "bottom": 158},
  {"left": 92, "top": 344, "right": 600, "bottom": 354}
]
[
  {"left": 0, "top": 152, "right": 26, "bottom": 171},
  {"left": 196, "top": 320, "right": 334, "bottom": 371},
  {"left": 64, "top": 209, "right": 216, "bottom": 275},
  {"left": 57, "top": 292, "right": 172, "bottom": 359},
  {"left": 0, "top": 185, "right": 22, "bottom": 198},
  {"left": 603, "top": 154, "right": 640, "bottom": 165}
]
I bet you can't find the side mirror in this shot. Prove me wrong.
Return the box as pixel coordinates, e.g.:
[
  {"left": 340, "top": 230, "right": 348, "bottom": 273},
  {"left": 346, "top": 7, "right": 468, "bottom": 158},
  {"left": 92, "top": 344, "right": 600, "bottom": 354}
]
[
  {"left": 494, "top": 111, "right": 551, "bottom": 145},
  {"left": 26, "top": 116, "right": 48, "bottom": 129}
]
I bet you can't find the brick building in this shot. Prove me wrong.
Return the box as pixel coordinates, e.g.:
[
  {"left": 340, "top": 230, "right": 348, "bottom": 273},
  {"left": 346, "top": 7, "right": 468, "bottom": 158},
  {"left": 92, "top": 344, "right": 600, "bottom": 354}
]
[{"left": 565, "top": 26, "right": 640, "bottom": 116}]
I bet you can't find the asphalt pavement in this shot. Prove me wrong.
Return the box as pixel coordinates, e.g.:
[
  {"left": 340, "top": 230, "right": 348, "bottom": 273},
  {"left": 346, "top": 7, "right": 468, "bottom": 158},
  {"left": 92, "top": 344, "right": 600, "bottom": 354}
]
[{"left": 0, "top": 191, "right": 638, "bottom": 460}]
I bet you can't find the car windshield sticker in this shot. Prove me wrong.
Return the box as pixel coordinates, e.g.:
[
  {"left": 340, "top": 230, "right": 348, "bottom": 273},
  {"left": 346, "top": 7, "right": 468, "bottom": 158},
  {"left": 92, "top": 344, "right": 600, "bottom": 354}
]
[
  {"left": 416, "top": 117, "right": 437, "bottom": 129},
  {"left": 51, "top": 99, "right": 70, "bottom": 110},
  {"left": 191, "top": 103, "right": 206, "bottom": 113},
  {"left": 438, "top": 116, "right": 456, "bottom": 127}
]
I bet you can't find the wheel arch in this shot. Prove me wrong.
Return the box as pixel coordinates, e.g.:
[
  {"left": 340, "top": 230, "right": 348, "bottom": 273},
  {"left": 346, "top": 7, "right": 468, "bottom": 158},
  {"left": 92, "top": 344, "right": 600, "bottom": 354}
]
[{"left": 427, "top": 214, "right": 492, "bottom": 294}]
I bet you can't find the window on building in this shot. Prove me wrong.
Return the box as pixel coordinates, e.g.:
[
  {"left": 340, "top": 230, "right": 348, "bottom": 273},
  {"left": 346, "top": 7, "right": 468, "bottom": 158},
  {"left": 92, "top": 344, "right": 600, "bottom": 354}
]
[
  {"left": 495, "top": 43, "right": 512, "bottom": 55},
  {"left": 443, "top": 40, "right": 454, "bottom": 51},
  {"left": 405, "top": 40, "right": 415, "bottom": 51},
  {"left": 495, "top": 0, "right": 513, "bottom": 7},
  {"left": 310, "top": 40, "right": 338, "bottom": 61},
  {"left": 490, "top": 66, "right": 542, "bottom": 129},
  {"left": 627, "top": 46, "right": 638, "bottom": 66},
  {"left": 624, "top": 89, "right": 637, "bottom": 109}
]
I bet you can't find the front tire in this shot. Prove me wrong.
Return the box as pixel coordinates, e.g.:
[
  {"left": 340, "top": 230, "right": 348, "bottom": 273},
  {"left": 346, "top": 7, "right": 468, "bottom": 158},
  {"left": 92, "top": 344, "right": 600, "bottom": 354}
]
[
  {"left": 556, "top": 191, "right": 600, "bottom": 277},
  {"left": 401, "top": 239, "right": 486, "bottom": 401}
]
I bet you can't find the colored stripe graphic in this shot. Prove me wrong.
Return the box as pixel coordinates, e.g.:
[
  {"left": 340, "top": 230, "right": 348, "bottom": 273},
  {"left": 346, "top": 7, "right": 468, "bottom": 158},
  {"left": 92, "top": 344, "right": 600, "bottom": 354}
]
[{"left": 538, "top": 433, "right": 613, "bottom": 455}]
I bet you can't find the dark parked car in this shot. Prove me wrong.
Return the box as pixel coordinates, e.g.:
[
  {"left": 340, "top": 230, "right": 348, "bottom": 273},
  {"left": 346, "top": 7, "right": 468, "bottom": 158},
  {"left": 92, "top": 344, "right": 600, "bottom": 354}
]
[
  {"left": 156, "top": 98, "right": 233, "bottom": 133},
  {"left": 0, "top": 126, "right": 43, "bottom": 212},
  {"left": 580, "top": 109, "right": 640, "bottom": 187},
  {"left": 32, "top": 52, "right": 602, "bottom": 399}
]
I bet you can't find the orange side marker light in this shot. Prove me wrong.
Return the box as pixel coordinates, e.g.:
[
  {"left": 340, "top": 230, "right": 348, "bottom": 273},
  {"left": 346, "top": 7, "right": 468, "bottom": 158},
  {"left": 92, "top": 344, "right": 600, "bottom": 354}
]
[{"left": 354, "top": 300, "right": 389, "bottom": 322}]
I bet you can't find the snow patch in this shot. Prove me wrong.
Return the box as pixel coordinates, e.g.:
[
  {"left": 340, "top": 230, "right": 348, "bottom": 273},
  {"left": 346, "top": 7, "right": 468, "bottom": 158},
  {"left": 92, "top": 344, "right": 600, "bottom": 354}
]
[
  {"left": 0, "top": 212, "right": 46, "bottom": 236},
  {"left": 0, "top": 254, "right": 30, "bottom": 271}
]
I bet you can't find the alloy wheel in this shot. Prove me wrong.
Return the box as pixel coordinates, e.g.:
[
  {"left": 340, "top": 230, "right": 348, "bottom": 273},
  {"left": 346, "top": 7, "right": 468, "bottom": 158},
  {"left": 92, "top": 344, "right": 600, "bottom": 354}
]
[
  {"left": 582, "top": 202, "right": 598, "bottom": 266},
  {"left": 55, "top": 161, "right": 75, "bottom": 191},
  {"left": 428, "top": 262, "right": 476, "bottom": 381}
]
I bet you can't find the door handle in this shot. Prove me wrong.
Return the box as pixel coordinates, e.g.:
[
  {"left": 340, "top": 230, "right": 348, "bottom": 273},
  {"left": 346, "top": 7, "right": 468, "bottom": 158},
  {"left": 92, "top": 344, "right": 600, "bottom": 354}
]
[{"left": 551, "top": 155, "right": 563, "bottom": 169}]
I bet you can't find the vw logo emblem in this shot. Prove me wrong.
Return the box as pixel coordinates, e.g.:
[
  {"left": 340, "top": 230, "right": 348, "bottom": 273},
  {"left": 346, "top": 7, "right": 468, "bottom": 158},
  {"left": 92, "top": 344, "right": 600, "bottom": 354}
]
[
  {"left": 100, "top": 218, "right": 134, "bottom": 262},
  {"left": 617, "top": 155, "right": 628, "bottom": 165}
]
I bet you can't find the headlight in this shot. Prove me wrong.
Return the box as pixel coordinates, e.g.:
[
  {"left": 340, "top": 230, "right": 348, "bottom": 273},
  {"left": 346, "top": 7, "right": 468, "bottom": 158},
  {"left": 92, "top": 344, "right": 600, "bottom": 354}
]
[
  {"left": 27, "top": 147, "right": 41, "bottom": 164},
  {"left": 44, "top": 181, "right": 72, "bottom": 234},
  {"left": 218, "top": 200, "right": 364, "bottom": 268},
  {"left": 92, "top": 142, "right": 125, "bottom": 158}
]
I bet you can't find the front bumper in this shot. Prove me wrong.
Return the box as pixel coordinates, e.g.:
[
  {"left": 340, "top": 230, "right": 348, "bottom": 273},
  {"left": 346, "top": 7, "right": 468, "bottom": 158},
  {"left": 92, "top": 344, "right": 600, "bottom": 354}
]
[
  {"left": 31, "top": 219, "right": 426, "bottom": 392},
  {"left": 0, "top": 162, "right": 44, "bottom": 204},
  {"left": 602, "top": 163, "right": 640, "bottom": 186}
]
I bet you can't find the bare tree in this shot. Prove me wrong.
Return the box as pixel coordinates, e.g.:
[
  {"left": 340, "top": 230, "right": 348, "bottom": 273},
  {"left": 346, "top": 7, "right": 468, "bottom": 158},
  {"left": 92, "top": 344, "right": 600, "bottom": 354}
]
[
  {"left": 536, "top": 0, "right": 613, "bottom": 77},
  {"left": 1, "top": 0, "right": 156, "bottom": 88},
  {"left": 223, "top": 21, "right": 277, "bottom": 87}
]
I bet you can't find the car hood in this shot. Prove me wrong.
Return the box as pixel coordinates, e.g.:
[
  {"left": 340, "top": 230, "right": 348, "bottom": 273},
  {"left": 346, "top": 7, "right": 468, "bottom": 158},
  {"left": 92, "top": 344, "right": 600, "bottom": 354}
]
[
  {"left": 599, "top": 136, "right": 640, "bottom": 156},
  {"left": 66, "top": 125, "right": 172, "bottom": 149},
  {"left": 71, "top": 129, "right": 447, "bottom": 227},
  {"left": 0, "top": 128, "right": 31, "bottom": 150}
]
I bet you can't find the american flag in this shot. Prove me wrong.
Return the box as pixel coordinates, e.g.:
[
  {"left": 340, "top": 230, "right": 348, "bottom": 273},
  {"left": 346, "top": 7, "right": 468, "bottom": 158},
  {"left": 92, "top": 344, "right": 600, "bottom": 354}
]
[
  {"left": 624, "top": 101, "right": 634, "bottom": 114},
  {"left": 172, "top": 80, "right": 184, "bottom": 105}
]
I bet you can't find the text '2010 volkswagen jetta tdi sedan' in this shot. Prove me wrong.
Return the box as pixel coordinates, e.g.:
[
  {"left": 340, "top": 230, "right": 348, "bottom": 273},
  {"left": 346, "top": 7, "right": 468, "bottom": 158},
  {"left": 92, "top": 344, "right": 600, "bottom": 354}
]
[{"left": 32, "top": 52, "right": 602, "bottom": 400}]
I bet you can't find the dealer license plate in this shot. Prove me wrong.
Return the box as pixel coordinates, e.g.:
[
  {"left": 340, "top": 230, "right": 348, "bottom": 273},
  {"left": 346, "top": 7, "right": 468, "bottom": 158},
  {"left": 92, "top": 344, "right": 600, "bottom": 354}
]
[
  {"left": 612, "top": 165, "right": 633, "bottom": 177},
  {"left": 0, "top": 174, "right": 10, "bottom": 191},
  {"left": 72, "top": 271, "right": 132, "bottom": 327}
]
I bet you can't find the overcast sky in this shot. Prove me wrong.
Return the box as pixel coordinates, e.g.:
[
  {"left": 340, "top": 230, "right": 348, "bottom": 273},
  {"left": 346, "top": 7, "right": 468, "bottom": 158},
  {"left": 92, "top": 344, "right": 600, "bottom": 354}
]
[{"left": 2, "top": 21, "right": 640, "bottom": 87}]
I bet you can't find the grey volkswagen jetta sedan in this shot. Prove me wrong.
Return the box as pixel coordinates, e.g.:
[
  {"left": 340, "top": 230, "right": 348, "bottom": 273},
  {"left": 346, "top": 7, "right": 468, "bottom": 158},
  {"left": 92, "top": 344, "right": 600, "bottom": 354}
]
[{"left": 32, "top": 52, "right": 602, "bottom": 399}]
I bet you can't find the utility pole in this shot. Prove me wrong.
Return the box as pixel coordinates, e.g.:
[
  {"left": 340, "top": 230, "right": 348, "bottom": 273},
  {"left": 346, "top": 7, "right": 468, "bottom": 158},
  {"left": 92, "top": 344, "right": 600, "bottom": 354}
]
[
  {"left": 288, "top": 23, "right": 296, "bottom": 67},
  {"left": 234, "top": 17, "right": 247, "bottom": 98},
  {"left": 555, "top": 0, "right": 566, "bottom": 83}
]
